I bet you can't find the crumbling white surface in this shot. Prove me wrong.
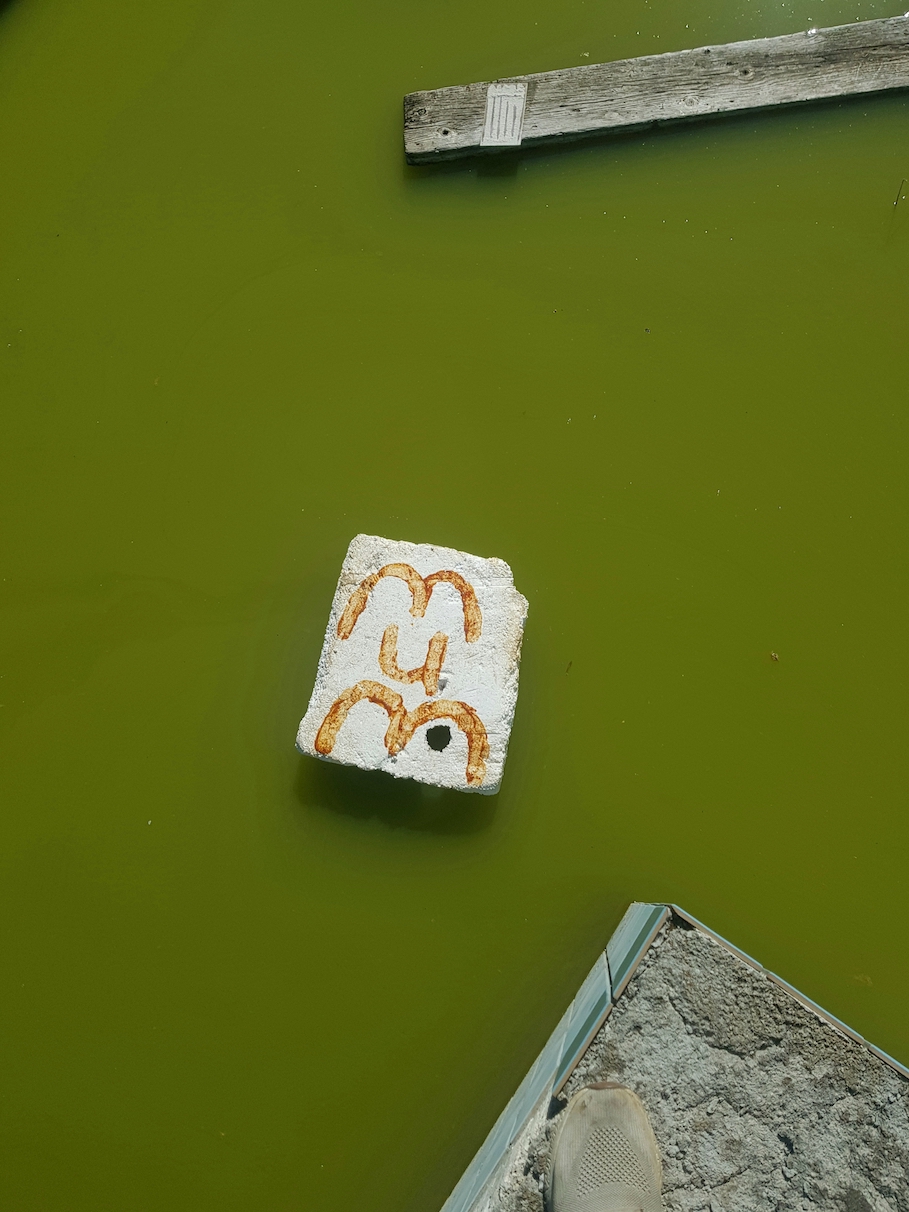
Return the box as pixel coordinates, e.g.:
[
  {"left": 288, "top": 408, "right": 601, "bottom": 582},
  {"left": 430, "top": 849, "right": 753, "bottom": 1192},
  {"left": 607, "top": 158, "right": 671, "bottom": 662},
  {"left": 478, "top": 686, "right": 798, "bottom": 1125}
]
[{"left": 296, "top": 534, "right": 528, "bottom": 794}]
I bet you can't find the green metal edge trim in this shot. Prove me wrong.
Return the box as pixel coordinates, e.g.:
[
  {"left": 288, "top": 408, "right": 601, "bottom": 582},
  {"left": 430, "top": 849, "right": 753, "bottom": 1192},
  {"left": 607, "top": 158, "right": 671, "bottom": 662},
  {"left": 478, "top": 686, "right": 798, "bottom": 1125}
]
[
  {"left": 607, "top": 903, "right": 668, "bottom": 996},
  {"left": 551, "top": 985, "right": 613, "bottom": 1094}
]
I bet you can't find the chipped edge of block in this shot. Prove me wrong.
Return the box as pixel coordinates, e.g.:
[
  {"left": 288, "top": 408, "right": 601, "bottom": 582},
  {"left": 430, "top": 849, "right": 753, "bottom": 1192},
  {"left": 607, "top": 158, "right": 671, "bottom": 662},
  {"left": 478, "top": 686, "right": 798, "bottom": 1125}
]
[{"left": 439, "top": 901, "right": 909, "bottom": 1212}]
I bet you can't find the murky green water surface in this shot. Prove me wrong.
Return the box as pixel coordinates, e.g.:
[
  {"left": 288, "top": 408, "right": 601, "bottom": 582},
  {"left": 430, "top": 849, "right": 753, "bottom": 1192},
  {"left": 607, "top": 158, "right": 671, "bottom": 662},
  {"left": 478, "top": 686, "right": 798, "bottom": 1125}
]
[{"left": 2, "top": 0, "right": 908, "bottom": 1206}]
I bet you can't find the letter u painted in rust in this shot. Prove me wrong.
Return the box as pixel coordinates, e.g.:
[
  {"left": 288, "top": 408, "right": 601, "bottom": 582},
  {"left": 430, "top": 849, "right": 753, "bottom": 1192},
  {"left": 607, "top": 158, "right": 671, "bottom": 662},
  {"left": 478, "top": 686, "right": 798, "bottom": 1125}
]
[{"left": 378, "top": 624, "right": 447, "bottom": 696}]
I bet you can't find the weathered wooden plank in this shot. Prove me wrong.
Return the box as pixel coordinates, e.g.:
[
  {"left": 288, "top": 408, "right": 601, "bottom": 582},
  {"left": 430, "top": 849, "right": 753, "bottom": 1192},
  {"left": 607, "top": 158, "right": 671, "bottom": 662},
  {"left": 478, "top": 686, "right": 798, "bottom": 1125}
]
[{"left": 404, "top": 15, "right": 909, "bottom": 163}]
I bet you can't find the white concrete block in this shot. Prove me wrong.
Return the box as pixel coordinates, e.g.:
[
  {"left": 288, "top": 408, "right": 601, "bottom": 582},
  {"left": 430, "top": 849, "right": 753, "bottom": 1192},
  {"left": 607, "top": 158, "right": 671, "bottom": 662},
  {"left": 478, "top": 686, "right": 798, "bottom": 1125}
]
[{"left": 296, "top": 534, "right": 528, "bottom": 794}]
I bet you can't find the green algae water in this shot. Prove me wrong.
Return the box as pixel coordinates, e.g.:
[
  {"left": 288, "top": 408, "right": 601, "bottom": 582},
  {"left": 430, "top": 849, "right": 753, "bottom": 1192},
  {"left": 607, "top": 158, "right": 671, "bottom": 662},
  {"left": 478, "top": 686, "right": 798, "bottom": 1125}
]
[{"left": 1, "top": 0, "right": 908, "bottom": 1205}]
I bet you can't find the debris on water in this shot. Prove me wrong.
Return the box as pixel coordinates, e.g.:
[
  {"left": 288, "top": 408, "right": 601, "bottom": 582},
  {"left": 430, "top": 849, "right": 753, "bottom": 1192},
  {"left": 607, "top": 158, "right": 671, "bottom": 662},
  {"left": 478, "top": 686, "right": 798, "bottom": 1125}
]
[{"left": 771, "top": 652, "right": 779, "bottom": 661}]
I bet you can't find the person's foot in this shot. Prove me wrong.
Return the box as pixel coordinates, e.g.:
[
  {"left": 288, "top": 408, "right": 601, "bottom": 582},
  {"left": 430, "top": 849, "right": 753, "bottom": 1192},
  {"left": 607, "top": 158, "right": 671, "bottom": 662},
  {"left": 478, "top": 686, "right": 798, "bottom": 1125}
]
[{"left": 546, "top": 1082, "right": 662, "bottom": 1212}]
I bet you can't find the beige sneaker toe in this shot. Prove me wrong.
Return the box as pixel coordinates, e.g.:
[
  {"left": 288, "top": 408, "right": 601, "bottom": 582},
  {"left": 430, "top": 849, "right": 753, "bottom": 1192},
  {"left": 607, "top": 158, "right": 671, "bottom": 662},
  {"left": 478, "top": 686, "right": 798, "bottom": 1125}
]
[{"left": 546, "top": 1083, "right": 662, "bottom": 1212}]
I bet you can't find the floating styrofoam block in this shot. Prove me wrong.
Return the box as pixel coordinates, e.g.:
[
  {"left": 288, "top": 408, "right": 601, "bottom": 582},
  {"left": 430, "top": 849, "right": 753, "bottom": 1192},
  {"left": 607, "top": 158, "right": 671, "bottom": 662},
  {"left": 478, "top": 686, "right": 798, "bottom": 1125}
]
[{"left": 296, "top": 534, "right": 528, "bottom": 794}]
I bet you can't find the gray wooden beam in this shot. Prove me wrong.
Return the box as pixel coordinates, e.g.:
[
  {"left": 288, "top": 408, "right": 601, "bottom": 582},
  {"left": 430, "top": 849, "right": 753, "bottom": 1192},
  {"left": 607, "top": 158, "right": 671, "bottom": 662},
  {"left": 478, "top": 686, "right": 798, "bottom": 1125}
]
[{"left": 404, "top": 15, "right": 909, "bottom": 164}]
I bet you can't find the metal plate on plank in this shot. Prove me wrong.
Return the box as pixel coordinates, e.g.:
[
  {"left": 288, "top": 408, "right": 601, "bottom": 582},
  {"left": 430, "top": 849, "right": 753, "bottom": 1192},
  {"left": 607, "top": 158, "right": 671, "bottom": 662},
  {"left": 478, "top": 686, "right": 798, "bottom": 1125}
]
[{"left": 480, "top": 82, "right": 527, "bottom": 147}]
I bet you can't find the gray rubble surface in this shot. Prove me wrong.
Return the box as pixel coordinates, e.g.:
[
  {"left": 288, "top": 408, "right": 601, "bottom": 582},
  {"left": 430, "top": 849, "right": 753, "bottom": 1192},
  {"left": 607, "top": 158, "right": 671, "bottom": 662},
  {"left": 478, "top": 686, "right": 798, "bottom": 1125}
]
[{"left": 483, "top": 921, "right": 908, "bottom": 1212}]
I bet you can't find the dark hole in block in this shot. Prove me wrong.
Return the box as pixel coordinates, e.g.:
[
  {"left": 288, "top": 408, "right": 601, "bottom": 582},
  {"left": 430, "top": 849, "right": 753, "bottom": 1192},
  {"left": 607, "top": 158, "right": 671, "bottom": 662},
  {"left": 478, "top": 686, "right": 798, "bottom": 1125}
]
[{"left": 426, "top": 725, "right": 451, "bottom": 752}]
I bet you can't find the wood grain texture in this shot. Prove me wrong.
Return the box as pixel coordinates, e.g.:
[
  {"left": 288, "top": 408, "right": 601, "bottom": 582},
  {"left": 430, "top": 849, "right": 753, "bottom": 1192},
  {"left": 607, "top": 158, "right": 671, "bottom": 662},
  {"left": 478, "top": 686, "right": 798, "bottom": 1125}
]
[{"left": 404, "top": 15, "right": 909, "bottom": 163}]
